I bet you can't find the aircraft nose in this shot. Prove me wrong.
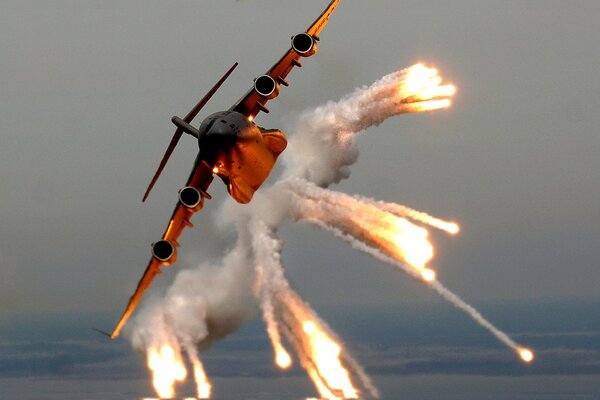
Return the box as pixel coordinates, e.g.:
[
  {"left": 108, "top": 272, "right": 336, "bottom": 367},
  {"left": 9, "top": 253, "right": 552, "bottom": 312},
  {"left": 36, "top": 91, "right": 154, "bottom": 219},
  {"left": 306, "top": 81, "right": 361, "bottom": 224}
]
[
  {"left": 208, "top": 118, "right": 239, "bottom": 137},
  {"left": 200, "top": 118, "right": 238, "bottom": 153}
]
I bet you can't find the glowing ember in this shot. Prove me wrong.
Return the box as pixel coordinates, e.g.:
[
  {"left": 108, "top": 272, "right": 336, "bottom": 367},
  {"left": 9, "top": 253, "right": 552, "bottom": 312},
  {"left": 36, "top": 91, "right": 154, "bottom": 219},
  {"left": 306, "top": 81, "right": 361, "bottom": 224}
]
[
  {"left": 447, "top": 222, "right": 460, "bottom": 235},
  {"left": 147, "top": 344, "right": 187, "bottom": 399},
  {"left": 212, "top": 167, "right": 219, "bottom": 174},
  {"left": 276, "top": 348, "right": 293, "bottom": 369},
  {"left": 519, "top": 348, "right": 535, "bottom": 363},
  {"left": 303, "top": 321, "right": 317, "bottom": 335},
  {"left": 422, "top": 268, "right": 437, "bottom": 282}
]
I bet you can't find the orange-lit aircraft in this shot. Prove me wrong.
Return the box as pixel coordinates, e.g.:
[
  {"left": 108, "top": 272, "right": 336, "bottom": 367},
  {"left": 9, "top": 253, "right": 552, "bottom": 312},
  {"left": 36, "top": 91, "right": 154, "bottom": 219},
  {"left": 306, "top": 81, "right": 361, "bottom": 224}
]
[{"left": 108, "top": 0, "right": 340, "bottom": 339}]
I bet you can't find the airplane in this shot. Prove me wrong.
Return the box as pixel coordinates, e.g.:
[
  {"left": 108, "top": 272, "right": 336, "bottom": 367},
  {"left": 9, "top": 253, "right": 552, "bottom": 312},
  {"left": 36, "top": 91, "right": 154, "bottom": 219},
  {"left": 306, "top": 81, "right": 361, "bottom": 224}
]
[{"left": 108, "top": 0, "right": 341, "bottom": 339}]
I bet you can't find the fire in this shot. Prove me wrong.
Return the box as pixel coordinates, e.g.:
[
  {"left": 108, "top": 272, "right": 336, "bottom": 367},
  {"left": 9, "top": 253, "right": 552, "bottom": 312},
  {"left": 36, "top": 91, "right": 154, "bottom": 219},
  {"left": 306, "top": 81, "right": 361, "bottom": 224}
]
[
  {"left": 302, "top": 320, "right": 359, "bottom": 399},
  {"left": 191, "top": 358, "right": 212, "bottom": 399},
  {"left": 276, "top": 347, "right": 293, "bottom": 369},
  {"left": 422, "top": 268, "right": 437, "bottom": 282},
  {"left": 145, "top": 342, "right": 212, "bottom": 399},
  {"left": 147, "top": 344, "right": 187, "bottom": 399},
  {"left": 447, "top": 222, "right": 460, "bottom": 235},
  {"left": 388, "top": 217, "right": 434, "bottom": 270},
  {"left": 398, "top": 63, "right": 456, "bottom": 112},
  {"left": 519, "top": 348, "right": 535, "bottom": 363}
]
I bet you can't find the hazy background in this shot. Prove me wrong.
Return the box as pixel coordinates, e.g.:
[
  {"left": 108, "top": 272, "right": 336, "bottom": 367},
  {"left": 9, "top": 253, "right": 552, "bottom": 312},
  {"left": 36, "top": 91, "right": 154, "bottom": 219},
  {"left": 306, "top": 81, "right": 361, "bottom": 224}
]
[{"left": 1, "top": 0, "right": 599, "bottom": 399}]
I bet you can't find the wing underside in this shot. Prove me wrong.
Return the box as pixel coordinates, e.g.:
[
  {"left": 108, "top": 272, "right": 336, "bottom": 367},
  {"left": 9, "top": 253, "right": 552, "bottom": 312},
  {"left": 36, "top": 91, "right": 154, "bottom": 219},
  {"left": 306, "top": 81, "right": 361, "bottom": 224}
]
[
  {"left": 110, "top": 160, "right": 214, "bottom": 338},
  {"left": 110, "top": 0, "right": 341, "bottom": 339},
  {"left": 231, "top": 0, "right": 340, "bottom": 119}
]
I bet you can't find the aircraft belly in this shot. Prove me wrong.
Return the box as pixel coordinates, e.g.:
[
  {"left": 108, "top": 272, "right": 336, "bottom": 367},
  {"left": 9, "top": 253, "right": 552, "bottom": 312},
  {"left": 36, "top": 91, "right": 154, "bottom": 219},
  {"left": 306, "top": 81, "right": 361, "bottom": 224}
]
[{"left": 215, "top": 128, "right": 278, "bottom": 204}]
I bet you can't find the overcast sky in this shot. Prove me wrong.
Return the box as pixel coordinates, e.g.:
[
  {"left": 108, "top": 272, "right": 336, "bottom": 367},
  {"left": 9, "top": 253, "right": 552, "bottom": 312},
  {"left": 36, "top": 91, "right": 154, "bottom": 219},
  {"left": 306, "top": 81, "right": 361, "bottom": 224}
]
[
  {"left": 2, "top": 0, "right": 598, "bottom": 316},
  {"left": 1, "top": 1, "right": 600, "bottom": 397}
]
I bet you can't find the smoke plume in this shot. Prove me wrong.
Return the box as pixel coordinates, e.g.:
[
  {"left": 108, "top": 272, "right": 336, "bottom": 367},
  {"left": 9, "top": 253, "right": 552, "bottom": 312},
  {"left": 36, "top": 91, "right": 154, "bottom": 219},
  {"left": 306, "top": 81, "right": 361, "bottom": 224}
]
[{"left": 127, "top": 64, "right": 531, "bottom": 399}]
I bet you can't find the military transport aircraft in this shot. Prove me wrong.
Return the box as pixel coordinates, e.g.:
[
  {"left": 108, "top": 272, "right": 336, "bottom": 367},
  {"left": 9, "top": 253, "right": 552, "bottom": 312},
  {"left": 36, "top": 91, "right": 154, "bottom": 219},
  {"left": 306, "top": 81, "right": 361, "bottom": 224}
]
[{"left": 108, "top": 0, "right": 340, "bottom": 339}]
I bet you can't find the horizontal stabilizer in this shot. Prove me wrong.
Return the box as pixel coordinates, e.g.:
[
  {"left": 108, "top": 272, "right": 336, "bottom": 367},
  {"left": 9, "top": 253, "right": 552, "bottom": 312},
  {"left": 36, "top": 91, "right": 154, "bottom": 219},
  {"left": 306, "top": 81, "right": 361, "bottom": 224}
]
[
  {"left": 171, "top": 116, "right": 199, "bottom": 138},
  {"left": 142, "top": 62, "right": 239, "bottom": 202}
]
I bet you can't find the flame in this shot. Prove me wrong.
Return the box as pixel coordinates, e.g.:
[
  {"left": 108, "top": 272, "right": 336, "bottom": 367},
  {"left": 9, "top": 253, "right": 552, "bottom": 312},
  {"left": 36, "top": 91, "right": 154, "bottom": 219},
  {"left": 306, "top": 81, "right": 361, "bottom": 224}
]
[
  {"left": 388, "top": 217, "right": 434, "bottom": 270},
  {"left": 290, "top": 181, "right": 438, "bottom": 278},
  {"left": 302, "top": 320, "right": 359, "bottom": 399},
  {"left": 446, "top": 222, "right": 460, "bottom": 235},
  {"left": 398, "top": 63, "right": 456, "bottom": 112},
  {"left": 519, "top": 348, "right": 535, "bottom": 363},
  {"left": 191, "top": 358, "right": 212, "bottom": 399},
  {"left": 422, "top": 268, "right": 437, "bottom": 282},
  {"left": 276, "top": 346, "right": 293, "bottom": 369},
  {"left": 147, "top": 344, "right": 187, "bottom": 399}
]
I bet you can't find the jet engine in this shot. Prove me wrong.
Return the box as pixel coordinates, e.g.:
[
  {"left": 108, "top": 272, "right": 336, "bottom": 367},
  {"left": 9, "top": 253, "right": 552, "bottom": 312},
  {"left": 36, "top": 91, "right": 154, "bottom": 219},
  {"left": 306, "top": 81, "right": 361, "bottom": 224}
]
[
  {"left": 178, "top": 186, "right": 204, "bottom": 211},
  {"left": 254, "top": 75, "right": 280, "bottom": 99},
  {"left": 291, "top": 33, "right": 317, "bottom": 57},
  {"left": 151, "top": 240, "right": 177, "bottom": 263}
]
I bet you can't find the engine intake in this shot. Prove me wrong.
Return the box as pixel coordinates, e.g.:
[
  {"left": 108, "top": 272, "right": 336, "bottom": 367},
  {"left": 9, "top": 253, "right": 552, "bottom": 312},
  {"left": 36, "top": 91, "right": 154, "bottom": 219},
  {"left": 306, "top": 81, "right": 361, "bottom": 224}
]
[
  {"left": 291, "top": 33, "right": 317, "bottom": 57},
  {"left": 151, "top": 240, "right": 176, "bottom": 262},
  {"left": 179, "top": 186, "right": 203, "bottom": 209},
  {"left": 254, "top": 75, "right": 279, "bottom": 99}
]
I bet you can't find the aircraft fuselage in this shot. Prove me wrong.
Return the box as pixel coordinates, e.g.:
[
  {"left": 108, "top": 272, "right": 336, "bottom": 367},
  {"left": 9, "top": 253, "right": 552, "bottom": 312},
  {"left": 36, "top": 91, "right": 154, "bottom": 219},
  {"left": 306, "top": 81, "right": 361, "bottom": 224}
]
[{"left": 197, "top": 111, "right": 287, "bottom": 204}]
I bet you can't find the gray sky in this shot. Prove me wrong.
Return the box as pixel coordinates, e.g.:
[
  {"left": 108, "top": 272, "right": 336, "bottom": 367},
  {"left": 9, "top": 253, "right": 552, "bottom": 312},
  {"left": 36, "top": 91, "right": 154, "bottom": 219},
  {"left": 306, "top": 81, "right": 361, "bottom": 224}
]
[{"left": 1, "top": 0, "right": 599, "bottom": 322}]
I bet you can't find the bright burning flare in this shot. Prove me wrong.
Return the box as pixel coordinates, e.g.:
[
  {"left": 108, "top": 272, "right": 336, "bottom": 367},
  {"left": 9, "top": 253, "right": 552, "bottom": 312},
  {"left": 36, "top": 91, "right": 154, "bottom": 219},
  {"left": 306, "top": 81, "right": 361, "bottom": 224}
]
[
  {"left": 303, "top": 320, "right": 358, "bottom": 399},
  {"left": 447, "top": 222, "right": 460, "bottom": 235},
  {"left": 422, "top": 268, "right": 437, "bottom": 282},
  {"left": 147, "top": 344, "right": 187, "bottom": 399},
  {"left": 276, "top": 347, "right": 293, "bottom": 369},
  {"left": 396, "top": 63, "right": 456, "bottom": 112},
  {"left": 192, "top": 362, "right": 211, "bottom": 399},
  {"left": 519, "top": 348, "right": 535, "bottom": 363},
  {"left": 389, "top": 217, "right": 434, "bottom": 270},
  {"left": 187, "top": 350, "right": 212, "bottom": 399},
  {"left": 402, "top": 64, "right": 456, "bottom": 101}
]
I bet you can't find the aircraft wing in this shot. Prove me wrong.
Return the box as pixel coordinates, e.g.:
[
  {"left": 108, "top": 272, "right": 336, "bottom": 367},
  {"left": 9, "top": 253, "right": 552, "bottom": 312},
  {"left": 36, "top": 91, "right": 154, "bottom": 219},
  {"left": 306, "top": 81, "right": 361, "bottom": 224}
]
[
  {"left": 231, "top": 0, "right": 340, "bottom": 119},
  {"left": 110, "top": 160, "right": 214, "bottom": 338}
]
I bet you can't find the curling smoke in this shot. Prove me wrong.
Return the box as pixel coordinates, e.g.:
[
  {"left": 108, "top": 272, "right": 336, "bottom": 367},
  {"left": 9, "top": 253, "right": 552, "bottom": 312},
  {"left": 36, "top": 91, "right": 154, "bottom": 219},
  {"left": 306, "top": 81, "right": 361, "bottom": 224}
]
[
  {"left": 286, "top": 179, "right": 532, "bottom": 360},
  {"left": 251, "top": 219, "right": 378, "bottom": 399},
  {"left": 129, "top": 63, "right": 531, "bottom": 399},
  {"left": 283, "top": 63, "right": 455, "bottom": 186},
  {"left": 129, "top": 228, "right": 257, "bottom": 398}
]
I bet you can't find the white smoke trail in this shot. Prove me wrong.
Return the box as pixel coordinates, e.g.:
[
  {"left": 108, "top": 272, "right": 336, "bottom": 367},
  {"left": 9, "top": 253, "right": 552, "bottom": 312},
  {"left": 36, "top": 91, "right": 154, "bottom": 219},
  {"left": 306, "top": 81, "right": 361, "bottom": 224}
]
[
  {"left": 428, "top": 280, "right": 522, "bottom": 351},
  {"left": 251, "top": 219, "right": 379, "bottom": 399},
  {"left": 128, "top": 227, "right": 258, "bottom": 397},
  {"left": 130, "top": 230, "right": 256, "bottom": 351},
  {"left": 287, "top": 183, "right": 530, "bottom": 358},
  {"left": 285, "top": 177, "right": 457, "bottom": 235},
  {"left": 363, "top": 197, "right": 460, "bottom": 234},
  {"left": 251, "top": 219, "right": 293, "bottom": 369},
  {"left": 282, "top": 64, "right": 454, "bottom": 186},
  {"left": 128, "top": 63, "right": 533, "bottom": 399}
]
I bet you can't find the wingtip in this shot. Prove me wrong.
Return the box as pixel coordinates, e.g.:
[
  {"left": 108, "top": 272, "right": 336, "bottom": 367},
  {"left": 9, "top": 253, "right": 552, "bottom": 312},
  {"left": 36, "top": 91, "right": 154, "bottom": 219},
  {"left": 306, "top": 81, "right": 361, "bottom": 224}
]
[{"left": 93, "top": 328, "right": 114, "bottom": 339}]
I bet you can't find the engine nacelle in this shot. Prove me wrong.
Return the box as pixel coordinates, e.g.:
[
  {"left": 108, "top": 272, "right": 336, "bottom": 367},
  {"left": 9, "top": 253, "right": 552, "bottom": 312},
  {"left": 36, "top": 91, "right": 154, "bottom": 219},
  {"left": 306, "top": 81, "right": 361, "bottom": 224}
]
[
  {"left": 179, "top": 186, "right": 203, "bottom": 211},
  {"left": 291, "top": 33, "right": 317, "bottom": 57},
  {"left": 151, "top": 240, "right": 177, "bottom": 263},
  {"left": 254, "top": 75, "right": 280, "bottom": 99}
]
